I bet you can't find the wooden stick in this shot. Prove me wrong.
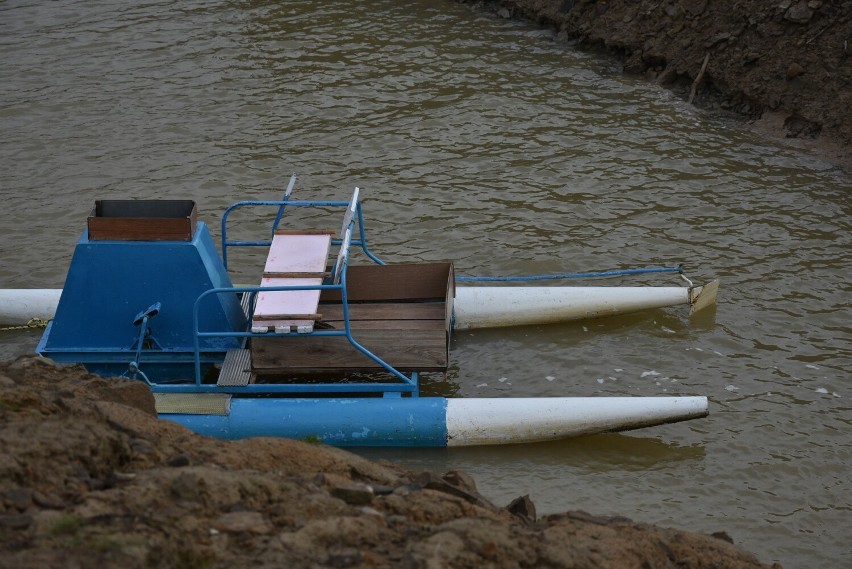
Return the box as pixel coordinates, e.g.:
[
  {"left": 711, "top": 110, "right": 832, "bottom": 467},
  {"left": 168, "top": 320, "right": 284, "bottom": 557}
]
[
  {"left": 274, "top": 229, "right": 337, "bottom": 235},
  {"left": 689, "top": 53, "right": 710, "bottom": 104},
  {"left": 253, "top": 313, "right": 322, "bottom": 321},
  {"left": 263, "top": 271, "right": 330, "bottom": 278}
]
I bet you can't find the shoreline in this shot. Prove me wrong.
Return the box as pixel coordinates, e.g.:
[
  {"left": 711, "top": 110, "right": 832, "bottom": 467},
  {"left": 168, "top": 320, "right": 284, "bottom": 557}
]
[
  {"left": 461, "top": 0, "right": 851, "bottom": 171},
  {"left": 0, "top": 356, "right": 780, "bottom": 568}
]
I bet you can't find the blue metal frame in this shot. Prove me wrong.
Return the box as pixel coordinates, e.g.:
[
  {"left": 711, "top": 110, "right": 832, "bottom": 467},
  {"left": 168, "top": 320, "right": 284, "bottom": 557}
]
[
  {"left": 220, "top": 199, "right": 385, "bottom": 271},
  {"left": 153, "top": 196, "right": 425, "bottom": 397},
  {"left": 188, "top": 283, "right": 421, "bottom": 394}
]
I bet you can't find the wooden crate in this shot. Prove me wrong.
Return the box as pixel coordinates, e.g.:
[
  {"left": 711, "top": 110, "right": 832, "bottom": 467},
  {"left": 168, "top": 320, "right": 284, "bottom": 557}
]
[{"left": 88, "top": 200, "right": 197, "bottom": 241}]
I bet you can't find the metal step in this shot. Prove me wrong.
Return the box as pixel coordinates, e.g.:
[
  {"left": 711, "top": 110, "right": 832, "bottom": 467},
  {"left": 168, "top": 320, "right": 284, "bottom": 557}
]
[
  {"left": 240, "top": 291, "right": 253, "bottom": 319},
  {"left": 217, "top": 348, "right": 253, "bottom": 386}
]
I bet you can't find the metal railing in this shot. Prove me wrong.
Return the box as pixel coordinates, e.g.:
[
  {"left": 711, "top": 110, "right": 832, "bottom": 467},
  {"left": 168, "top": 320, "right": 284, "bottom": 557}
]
[
  {"left": 220, "top": 199, "right": 385, "bottom": 271},
  {"left": 168, "top": 196, "right": 421, "bottom": 396}
]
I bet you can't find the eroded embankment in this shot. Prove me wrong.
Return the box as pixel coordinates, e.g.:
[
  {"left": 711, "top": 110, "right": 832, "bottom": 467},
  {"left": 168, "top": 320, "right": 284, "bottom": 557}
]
[
  {"left": 0, "top": 356, "right": 783, "bottom": 568},
  {"left": 462, "top": 0, "right": 851, "bottom": 168}
]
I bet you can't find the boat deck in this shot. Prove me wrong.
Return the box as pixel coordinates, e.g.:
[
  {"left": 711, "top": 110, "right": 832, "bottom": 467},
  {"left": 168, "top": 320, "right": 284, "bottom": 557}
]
[{"left": 249, "top": 263, "right": 454, "bottom": 378}]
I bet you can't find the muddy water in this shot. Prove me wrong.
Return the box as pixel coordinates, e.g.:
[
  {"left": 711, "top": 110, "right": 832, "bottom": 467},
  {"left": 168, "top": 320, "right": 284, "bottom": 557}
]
[{"left": 1, "top": 1, "right": 849, "bottom": 566}]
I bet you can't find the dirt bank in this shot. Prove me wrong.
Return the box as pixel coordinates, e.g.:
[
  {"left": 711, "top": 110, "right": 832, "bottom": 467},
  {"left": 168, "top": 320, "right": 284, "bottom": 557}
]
[
  {"left": 0, "top": 357, "right": 780, "bottom": 568},
  {"left": 462, "top": 0, "right": 851, "bottom": 168}
]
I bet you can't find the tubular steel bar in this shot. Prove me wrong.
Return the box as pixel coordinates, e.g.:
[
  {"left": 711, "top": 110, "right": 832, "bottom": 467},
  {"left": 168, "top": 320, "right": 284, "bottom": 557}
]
[
  {"left": 271, "top": 173, "right": 298, "bottom": 237},
  {"left": 220, "top": 199, "right": 385, "bottom": 270}
]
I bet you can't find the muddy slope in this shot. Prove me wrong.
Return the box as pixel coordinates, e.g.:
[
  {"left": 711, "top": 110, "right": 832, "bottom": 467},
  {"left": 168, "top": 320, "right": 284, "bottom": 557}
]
[
  {"left": 463, "top": 0, "right": 851, "bottom": 165},
  {"left": 0, "top": 357, "right": 782, "bottom": 568}
]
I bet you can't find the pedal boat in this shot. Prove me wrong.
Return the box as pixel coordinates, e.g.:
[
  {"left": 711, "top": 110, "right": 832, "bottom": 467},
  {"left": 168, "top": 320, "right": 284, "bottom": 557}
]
[{"left": 22, "top": 178, "right": 711, "bottom": 447}]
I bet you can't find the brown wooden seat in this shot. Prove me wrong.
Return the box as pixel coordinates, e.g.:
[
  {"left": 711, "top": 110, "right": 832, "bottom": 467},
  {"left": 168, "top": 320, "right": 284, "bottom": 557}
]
[{"left": 251, "top": 263, "right": 454, "bottom": 378}]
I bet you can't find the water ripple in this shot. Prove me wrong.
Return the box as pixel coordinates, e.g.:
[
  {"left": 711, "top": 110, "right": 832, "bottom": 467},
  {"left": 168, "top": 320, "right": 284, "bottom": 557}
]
[{"left": 1, "top": 1, "right": 850, "bottom": 566}]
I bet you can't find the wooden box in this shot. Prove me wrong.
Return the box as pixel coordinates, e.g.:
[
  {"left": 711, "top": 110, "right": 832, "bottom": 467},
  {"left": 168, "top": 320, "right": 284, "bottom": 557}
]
[
  {"left": 252, "top": 262, "right": 455, "bottom": 376},
  {"left": 88, "top": 200, "right": 197, "bottom": 241}
]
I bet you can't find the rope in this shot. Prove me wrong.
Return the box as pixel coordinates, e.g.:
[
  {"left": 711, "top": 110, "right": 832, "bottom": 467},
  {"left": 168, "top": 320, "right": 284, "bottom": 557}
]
[
  {"left": 456, "top": 265, "right": 684, "bottom": 282},
  {"left": 0, "top": 318, "right": 50, "bottom": 332}
]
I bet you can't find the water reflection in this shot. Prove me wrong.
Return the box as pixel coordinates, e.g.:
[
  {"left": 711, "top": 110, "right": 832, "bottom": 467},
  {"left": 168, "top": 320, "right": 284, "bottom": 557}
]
[
  {"left": 356, "top": 433, "right": 707, "bottom": 513},
  {"left": 359, "top": 432, "right": 705, "bottom": 470}
]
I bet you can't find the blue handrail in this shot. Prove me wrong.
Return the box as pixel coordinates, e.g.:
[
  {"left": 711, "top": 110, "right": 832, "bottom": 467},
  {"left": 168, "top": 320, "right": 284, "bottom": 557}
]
[
  {"left": 220, "top": 199, "right": 385, "bottom": 270},
  {"left": 190, "top": 206, "right": 415, "bottom": 393}
]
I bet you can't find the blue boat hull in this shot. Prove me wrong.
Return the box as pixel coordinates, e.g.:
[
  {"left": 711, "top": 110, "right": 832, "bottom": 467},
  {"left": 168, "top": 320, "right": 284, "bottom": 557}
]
[
  {"left": 161, "top": 397, "right": 449, "bottom": 447},
  {"left": 158, "top": 395, "right": 709, "bottom": 448}
]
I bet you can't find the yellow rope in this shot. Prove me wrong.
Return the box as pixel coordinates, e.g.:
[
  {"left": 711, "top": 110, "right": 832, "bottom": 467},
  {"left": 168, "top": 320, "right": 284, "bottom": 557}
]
[{"left": 0, "top": 318, "right": 50, "bottom": 332}]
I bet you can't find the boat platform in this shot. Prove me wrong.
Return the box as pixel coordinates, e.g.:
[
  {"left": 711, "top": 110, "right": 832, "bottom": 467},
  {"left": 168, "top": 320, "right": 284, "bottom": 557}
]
[
  {"left": 33, "top": 174, "right": 711, "bottom": 446},
  {"left": 251, "top": 263, "right": 453, "bottom": 378},
  {"left": 204, "top": 184, "right": 454, "bottom": 395}
]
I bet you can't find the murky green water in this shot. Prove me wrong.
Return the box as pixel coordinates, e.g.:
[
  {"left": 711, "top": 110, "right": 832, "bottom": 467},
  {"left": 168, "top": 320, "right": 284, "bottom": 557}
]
[{"left": 1, "top": 1, "right": 849, "bottom": 566}]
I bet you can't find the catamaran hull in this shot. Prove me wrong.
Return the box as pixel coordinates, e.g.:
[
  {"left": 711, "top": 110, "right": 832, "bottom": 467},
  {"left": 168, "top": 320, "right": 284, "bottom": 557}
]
[
  {"left": 158, "top": 395, "right": 709, "bottom": 447},
  {"left": 453, "top": 282, "right": 718, "bottom": 330},
  {"left": 0, "top": 282, "right": 718, "bottom": 328},
  {"left": 0, "top": 289, "right": 62, "bottom": 325}
]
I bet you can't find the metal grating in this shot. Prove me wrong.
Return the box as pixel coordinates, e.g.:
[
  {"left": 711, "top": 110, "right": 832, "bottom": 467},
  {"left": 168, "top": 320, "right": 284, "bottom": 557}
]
[
  {"left": 240, "top": 291, "right": 253, "bottom": 319},
  {"left": 154, "top": 392, "right": 231, "bottom": 415},
  {"left": 216, "top": 348, "right": 253, "bottom": 386}
]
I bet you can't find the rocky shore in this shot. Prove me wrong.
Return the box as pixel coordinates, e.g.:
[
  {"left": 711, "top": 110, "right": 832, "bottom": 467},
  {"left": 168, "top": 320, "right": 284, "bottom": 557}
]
[
  {"left": 0, "top": 357, "right": 780, "bottom": 568},
  {"left": 462, "top": 0, "right": 851, "bottom": 168}
]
